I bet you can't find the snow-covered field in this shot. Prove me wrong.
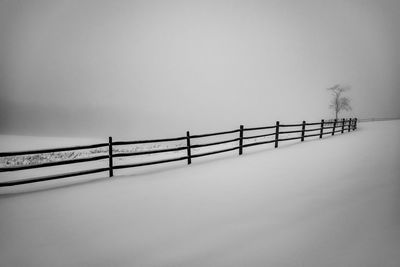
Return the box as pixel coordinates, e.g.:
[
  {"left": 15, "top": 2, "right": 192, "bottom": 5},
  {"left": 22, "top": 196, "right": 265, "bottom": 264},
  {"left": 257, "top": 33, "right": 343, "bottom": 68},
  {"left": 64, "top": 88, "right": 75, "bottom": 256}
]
[{"left": 0, "top": 120, "right": 399, "bottom": 266}]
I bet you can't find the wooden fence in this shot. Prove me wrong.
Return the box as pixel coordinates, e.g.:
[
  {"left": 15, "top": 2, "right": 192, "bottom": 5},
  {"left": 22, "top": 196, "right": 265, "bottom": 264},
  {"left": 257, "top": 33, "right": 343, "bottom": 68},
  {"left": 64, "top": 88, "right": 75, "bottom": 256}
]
[{"left": 0, "top": 118, "right": 357, "bottom": 187}]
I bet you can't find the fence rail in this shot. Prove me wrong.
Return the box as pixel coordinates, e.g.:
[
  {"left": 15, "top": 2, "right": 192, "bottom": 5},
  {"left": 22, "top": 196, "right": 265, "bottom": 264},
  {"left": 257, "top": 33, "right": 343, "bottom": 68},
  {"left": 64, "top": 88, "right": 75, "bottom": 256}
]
[
  {"left": 0, "top": 118, "right": 357, "bottom": 187},
  {"left": 0, "top": 143, "right": 109, "bottom": 157}
]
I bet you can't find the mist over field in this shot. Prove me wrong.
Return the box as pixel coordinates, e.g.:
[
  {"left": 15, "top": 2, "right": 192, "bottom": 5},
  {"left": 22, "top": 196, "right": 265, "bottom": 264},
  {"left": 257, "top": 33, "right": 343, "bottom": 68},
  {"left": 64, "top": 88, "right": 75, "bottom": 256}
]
[{"left": 1, "top": 0, "right": 400, "bottom": 139}]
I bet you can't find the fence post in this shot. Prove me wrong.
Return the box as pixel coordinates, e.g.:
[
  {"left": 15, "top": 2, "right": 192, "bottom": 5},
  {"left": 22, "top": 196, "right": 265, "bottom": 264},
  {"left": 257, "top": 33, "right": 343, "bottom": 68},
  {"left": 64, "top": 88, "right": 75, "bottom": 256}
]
[
  {"left": 319, "top": 119, "right": 324, "bottom": 138},
  {"left": 186, "top": 131, "right": 192, "bottom": 165},
  {"left": 332, "top": 119, "right": 337, "bottom": 136},
  {"left": 275, "top": 121, "right": 280, "bottom": 148},
  {"left": 341, "top": 118, "right": 345, "bottom": 133},
  {"left": 348, "top": 118, "right": 352, "bottom": 132},
  {"left": 239, "top": 125, "right": 244, "bottom": 155},
  {"left": 354, "top": 118, "right": 358, "bottom": 130},
  {"left": 301, "top": 121, "right": 306, "bottom": 142},
  {"left": 108, "top": 136, "right": 113, "bottom": 177}
]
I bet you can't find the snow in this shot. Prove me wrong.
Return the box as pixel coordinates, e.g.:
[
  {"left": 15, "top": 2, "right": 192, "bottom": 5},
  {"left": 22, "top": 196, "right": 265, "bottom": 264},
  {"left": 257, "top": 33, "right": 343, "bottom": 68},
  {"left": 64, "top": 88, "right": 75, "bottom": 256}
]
[
  {"left": 0, "top": 120, "right": 399, "bottom": 266},
  {"left": 0, "top": 135, "right": 105, "bottom": 151}
]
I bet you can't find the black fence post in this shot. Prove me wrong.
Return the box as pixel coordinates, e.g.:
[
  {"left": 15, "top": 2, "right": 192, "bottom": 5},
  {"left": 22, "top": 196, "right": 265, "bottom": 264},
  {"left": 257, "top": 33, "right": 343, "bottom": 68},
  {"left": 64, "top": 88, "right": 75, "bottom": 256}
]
[
  {"left": 332, "top": 119, "right": 337, "bottom": 136},
  {"left": 319, "top": 119, "right": 324, "bottom": 138},
  {"left": 275, "top": 121, "right": 280, "bottom": 148},
  {"left": 301, "top": 120, "right": 306, "bottom": 142},
  {"left": 354, "top": 118, "right": 358, "bottom": 130},
  {"left": 239, "top": 125, "right": 244, "bottom": 155},
  {"left": 341, "top": 118, "right": 345, "bottom": 133},
  {"left": 186, "top": 131, "right": 192, "bottom": 165},
  {"left": 108, "top": 136, "right": 113, "bottom": 177},
  {"left": 348, "top": 118, "right": 352, "bottom": 132}
]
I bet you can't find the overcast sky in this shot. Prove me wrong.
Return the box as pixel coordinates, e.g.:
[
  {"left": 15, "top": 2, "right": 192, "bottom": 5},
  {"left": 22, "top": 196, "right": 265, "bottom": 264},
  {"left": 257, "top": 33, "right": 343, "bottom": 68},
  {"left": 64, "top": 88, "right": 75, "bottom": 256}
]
[{"left": 1, "top": 0, "right": 399, "bottom": 139}]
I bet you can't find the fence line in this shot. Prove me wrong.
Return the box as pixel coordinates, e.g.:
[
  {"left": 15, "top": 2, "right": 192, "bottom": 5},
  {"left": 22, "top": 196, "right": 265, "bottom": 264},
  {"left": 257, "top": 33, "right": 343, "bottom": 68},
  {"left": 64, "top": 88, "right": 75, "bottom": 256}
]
[{"left": 0, "top": 118, "right": 358, "bottom": 187}]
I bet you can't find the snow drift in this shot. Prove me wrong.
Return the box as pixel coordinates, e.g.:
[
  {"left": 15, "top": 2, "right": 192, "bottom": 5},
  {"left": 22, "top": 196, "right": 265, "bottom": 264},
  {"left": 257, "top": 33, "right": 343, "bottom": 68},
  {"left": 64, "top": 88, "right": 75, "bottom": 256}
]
[{"left": 0, "top": 120, "right": 399, "bottom": 266}]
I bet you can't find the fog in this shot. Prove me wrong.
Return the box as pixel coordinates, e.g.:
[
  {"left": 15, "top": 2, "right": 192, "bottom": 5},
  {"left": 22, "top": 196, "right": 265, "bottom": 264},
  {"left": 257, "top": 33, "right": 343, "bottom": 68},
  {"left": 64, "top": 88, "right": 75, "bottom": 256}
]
[{"left": 1, "top": 0, "right": 399, "bottom": 139}]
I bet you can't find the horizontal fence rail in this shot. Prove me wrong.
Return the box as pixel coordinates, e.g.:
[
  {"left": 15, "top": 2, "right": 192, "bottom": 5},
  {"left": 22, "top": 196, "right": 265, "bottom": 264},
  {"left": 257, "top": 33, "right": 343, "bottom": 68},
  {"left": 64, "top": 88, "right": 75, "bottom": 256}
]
[
  {"left": 112, "top": 146, "right": 187, "bottom": 157},
  {"left": 0, "top": 155, "right": 110, "bottom": 172},
  {"left": 242, "top": 132, "right": 276, "bottom": 140},
  {"left": 112, "top": 136, "right": 187, "bottom": 145},
  {"left": 243, "top": 125, "right": 276, "bottom": 131},
  {"left": 0, "top": 168, "right": 110, "bottom": 187},
  {"left": 0, "top": 143, "right": 109, "bottom": 157},
  {"left": 0, "top": 118, "right": 357, "bottom": 187},
  {"left": 113, "top": 156, "right": 189, "bottom": 170},
  {"left": 190, "top": 129, "right": 240, "bottom": 139},
  {"left": 190, "top": 138, "right": 241, "bottom": 149}
]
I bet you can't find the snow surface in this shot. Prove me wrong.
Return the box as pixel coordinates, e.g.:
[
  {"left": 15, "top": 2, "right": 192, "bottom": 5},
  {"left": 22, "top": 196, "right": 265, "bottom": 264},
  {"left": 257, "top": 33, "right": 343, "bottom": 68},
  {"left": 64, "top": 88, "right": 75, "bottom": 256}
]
[{"left": 0, "top": 120, "right": 399, "bottom": 266}]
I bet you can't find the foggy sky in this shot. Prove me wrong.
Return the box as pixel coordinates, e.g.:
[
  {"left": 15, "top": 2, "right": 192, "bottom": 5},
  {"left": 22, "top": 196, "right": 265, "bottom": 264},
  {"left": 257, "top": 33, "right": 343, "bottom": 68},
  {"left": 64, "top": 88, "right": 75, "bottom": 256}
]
[{"left": 1, "top": 0, "right": 399, "bottom": 139}]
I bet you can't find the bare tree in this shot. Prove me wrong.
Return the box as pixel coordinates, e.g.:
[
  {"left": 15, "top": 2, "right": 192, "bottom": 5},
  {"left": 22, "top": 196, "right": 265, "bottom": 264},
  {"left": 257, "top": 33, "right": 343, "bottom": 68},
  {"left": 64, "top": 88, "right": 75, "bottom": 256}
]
[{"left": 327, "top": 84, "right": 352, "bottom": 120}]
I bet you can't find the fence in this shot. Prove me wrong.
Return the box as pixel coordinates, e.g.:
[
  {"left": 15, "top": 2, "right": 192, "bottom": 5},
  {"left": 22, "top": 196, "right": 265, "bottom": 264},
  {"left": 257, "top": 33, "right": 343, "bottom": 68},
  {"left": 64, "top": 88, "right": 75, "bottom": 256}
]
[{"left": 0, "top": 118, "right": 358, "bottom": 187}]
